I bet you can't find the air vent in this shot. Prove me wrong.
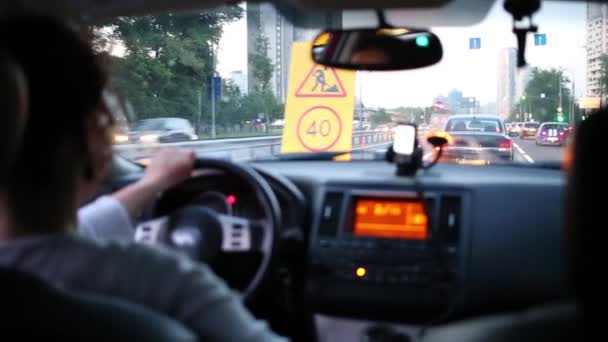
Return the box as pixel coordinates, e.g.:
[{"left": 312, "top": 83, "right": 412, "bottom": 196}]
[
  {"left": 318, "top": 192, "right": 344, "bottom": 236},
  {"left": 439, "top": 196, "right": 461, "bottom": 245}
]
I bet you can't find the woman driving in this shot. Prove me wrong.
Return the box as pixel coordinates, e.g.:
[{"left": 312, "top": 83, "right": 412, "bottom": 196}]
[{"left": 0, "top": 14, "right": 285, "bottom": 342}]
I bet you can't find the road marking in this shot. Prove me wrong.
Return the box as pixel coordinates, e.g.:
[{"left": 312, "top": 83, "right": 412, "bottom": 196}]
[{"left": 513, "top": 143, "right": 535, "bottom": 164}]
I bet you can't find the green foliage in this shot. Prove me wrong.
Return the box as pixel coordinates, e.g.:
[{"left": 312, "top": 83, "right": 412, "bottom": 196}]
[
  {"left": 91, "top": 7, "right": 286, "bottom": 133},
  {"left": 216, "top": 83, "right": 283, "bottom": 126},
  {"left": 249, "top": 31, "right": 274, "bottom": 91},
  {"left": 510, "top": 67, "right": 572, "bottom": 123},
  {"left": 370, "top": 108, "right": 392, "bottom": 125},
  {"left": 391, "top": 106, "right": 431, "bottom": 124},
  {"left": 95, "top": 8, "right": 243, "bottom": 124}
]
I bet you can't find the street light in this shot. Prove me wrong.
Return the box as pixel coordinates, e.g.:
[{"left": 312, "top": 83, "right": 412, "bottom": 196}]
[
  {"left": 557, "top": 106, "right": 563, "bottom": 112},
  {"left": 540, "top": 93, "right": 546, "bottom": 99}
]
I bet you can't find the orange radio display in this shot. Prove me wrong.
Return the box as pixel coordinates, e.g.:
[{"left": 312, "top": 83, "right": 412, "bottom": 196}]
[{"left": 353, "top": 198, "right": 428, "bottom": 240}]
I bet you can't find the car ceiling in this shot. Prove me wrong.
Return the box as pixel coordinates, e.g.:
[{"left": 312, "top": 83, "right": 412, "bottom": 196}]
[
  {"left": 0, "top": 0, "right": 596, "bottom": 26},
  {"left": 0, "top": 0, "right": 492, "bottom": 26}
]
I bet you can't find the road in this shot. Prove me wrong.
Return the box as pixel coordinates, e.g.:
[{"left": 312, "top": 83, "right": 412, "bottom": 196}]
[
  {"left": 512, "top": 137, "right": 564, "bottom": 164},
  {"left": 116, "top": 131, "right": 564, "bottom": 165}
]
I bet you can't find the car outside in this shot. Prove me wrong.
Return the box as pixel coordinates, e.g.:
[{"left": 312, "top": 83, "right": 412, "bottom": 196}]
[
  {"left": 443, "top": 114, "right": 513, "bottom": 163},
  {"left": 520, "top": 122, "right": 540, "bottom": 139},
  {"left": 129, "top": 118, "right": 197, "bottom": 144},
  {"left": 507, "top": 122, "right": 523, "bottom": 137},
  {"left": 536, "top": 122, "right": 569, "bottom": 146}
]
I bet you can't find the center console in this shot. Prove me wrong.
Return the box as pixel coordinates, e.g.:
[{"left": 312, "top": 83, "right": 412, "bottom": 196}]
[{"left": 307, "top": 187, "right": 467, "bottom": 321}]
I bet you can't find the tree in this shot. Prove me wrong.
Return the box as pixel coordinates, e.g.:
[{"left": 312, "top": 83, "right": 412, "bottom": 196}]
[
  {"left": 370, "top": 108, "right": 392, "bottom": 125},
  {"left": 241, "top": 90, "right": 283, "bottom": 121},
  {"left": 510, "top": 67, "right": 572, "bottom": 123},
  {"left": 92, "top": 8, "right": 243, "bottom": 123},
  {"left": 249, "top": 31, "right": 274, "bottom": 91},
  {"left": 217, "top": 79, "right": 244, "bottom": 125},
  {"left": 391, "top": 106, "right": 431, "bottom": 124}
]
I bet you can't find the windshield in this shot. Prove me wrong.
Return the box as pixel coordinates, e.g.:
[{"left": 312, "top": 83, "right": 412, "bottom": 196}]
[
  {"left": 134, "top": 119, "right": 169, "bottom": 131},
  {"left": 541, "top": 123, "right": 569, "bottom": 130},
  {"left": 446, "top": 118, "right": 503, "bottom": 133},
  {"left": 100, "top": 1, "right": 589, "bottom": 165}
]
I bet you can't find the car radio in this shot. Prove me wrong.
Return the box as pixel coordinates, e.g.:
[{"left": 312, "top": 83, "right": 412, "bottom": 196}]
[{"left": 307, "top": 188, "right": 464, "bottom": 318}]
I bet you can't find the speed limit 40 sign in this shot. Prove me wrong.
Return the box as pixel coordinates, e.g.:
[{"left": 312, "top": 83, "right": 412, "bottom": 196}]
[
  {"left": 296, "top": 106, "right": 342, "bottom": 152},
  {"left": 281, "top": 42, "right": 355, "bottom": 154}
]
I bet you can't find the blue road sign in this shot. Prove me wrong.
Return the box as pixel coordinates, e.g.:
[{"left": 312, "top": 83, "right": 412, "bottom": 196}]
[
  {"left": 534, "top": 33, "right": 547, "bottom": 46},
  {"left": 469, "top": 37, "right": 481, "bottom": 49},
  {"left": 206, "top": 76, "right": 222, "bottom": 101}
]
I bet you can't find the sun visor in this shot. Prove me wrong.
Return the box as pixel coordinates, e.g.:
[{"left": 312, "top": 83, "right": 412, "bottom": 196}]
[{"left": 275, "top": 0, "right": 494, "bottom": 29}]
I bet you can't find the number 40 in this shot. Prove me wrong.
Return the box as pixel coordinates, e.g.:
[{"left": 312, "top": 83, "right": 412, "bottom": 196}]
[{"left": 306, "top": 120, "right": 331, "bottom": 137}]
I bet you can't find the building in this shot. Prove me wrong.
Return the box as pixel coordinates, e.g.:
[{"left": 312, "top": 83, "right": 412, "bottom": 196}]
[
  {"left": 447, "top": 89, "right": 463, "bottom": 113},
  {"left": 497, "top": 48, "right": 517, "bottom": 120},
  {"left": 247, "top": 4, "right": 340, "bottom": 102},
  {"left": 228, "top": 70, "right": 248, "bottom": 95},
  {"left": 516, "top": 66, "right": 531, "bottom": 99},
  {"left": 247, "top": 3, "right": 293, "bottom": 101},
  {"left": 586, "top": 3, "right": 608, "bottom": 97}
]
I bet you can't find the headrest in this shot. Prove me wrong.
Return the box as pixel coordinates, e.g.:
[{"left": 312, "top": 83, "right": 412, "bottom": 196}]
[
  {"left": 565, "top": 111, "right": 606, "bottom": 319},
  {"left": 0, "top": 53, "right": 27, "bottom": 183}
]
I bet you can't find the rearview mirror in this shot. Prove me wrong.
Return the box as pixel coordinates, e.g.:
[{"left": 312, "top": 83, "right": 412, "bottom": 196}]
[{"left": 311, "top": 28, "right": 443, "bottom": 71}]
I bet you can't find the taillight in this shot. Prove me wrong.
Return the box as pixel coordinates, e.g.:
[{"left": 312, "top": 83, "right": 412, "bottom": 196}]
[
  {"left": 541, "top": 131, "right": 547, "bottom": 136},
  {"left": 559, "top": 131, "right": 564, "bottom": 136},
  {"left": 496, "top": 127, "right": 500, "bottom": 133},
  {"left": 499, "top": 139, "right": 512, "bottom": 149}
]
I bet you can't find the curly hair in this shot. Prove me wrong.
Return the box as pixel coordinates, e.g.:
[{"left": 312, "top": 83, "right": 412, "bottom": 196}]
[{"left": 0, "top": 14, "right": 108, "bottom": 234}]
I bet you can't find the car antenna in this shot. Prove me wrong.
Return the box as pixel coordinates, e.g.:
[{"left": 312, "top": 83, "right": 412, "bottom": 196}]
[{"left": 503, "top": 0, "right": 541, "bottom": 68}]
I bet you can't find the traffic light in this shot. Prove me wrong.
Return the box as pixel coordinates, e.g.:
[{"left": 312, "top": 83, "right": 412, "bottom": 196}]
[{"left": 557, "top": 113, "right": 564, "bottom": 122}]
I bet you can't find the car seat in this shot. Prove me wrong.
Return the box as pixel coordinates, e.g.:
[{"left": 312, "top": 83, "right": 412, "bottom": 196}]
[
  {"left": 0, "top": 53, "right": 25, "bottom": 181},
  {"left": 0, "top": 267, "right": 197, "bottom": 341},
  {"left": 451, "top": 122, "right": 467, "bottom": 131}
]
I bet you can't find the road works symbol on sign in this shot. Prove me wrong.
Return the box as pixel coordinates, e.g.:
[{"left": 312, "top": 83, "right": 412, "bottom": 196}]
[
  {"left": 281, "top": 42, "right": 355, "bottom": 155},
  {"left": 295, "top": 65, "right": 347, "bottom": 98},
  {"left": 296, "top": 105, "right": 343, "bottom": 152}
]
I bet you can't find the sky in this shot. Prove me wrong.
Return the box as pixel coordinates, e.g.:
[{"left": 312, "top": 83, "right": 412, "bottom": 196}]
[{"left": 216, "top": 1, "right": 587, "bottom": 108}]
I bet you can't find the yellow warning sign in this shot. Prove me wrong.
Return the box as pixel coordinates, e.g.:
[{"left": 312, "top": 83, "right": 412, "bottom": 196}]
[
  {"left": 295, "top": 65, "right": 347, "bottom": 98},
  {"left": 281, "top": 42, "right": 356, "bottom": 154}
]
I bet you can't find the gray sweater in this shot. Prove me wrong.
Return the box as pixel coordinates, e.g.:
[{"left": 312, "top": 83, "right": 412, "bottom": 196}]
[{"left": 0, "top": 201, "right": 286, "bottom": 341}]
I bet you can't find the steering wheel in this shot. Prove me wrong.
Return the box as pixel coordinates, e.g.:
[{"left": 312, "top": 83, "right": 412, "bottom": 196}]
[{"left": 134, "top": 158, "right": 281, "bottom": 300}]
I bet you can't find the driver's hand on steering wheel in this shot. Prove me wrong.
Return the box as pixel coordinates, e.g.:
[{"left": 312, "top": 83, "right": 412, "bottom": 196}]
[
  {"left": 113, "top": 148, "right": 195, "bottom": 218},
  {"left": 141, "top": 148, "right": 196, "bottom": 193}
]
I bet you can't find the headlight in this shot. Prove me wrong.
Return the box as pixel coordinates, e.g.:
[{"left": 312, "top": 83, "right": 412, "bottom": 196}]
[
  {"left": 139, "top": 134, "right": 159, "bottom": 143},
  {"left": 114, "top": 134, "right": 129, "bottom": 144}
]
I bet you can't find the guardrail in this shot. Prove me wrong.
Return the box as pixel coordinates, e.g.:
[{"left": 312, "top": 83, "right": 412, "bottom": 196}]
[{"left": 114, "top": 130, "right": 395, "bottom": 161}]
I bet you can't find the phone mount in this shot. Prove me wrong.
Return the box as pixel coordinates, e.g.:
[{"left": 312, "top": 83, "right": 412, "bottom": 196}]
[
  {"left": 503, "top": 0, "right": 541, "bottom": 68},
  {"left": 385, "top": 123, "right": 420, "bottom": 176},
  {"left": 386, "top": 125, "right": 450, "bottom": 176},
  {"left": 386, "top": 142, "right": 423, "bottom": 176}
]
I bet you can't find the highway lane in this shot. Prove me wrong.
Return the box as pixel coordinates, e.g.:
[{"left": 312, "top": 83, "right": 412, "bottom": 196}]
[{"left": 512, "top": 137, "right": 564, "bottom": 164}]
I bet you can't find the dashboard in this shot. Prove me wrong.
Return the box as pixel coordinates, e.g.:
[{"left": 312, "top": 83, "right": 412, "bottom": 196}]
[
  {"left": 116, "top": 158, "right": 570, "bottom": 324},
  {"left": 249, "top": 160, "right": 571, "bottom": 321}
]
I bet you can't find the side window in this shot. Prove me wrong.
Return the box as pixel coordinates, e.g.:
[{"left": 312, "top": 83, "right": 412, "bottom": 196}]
[{"left": 166, "top": 120, "right": 185, "bottom": 130}]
